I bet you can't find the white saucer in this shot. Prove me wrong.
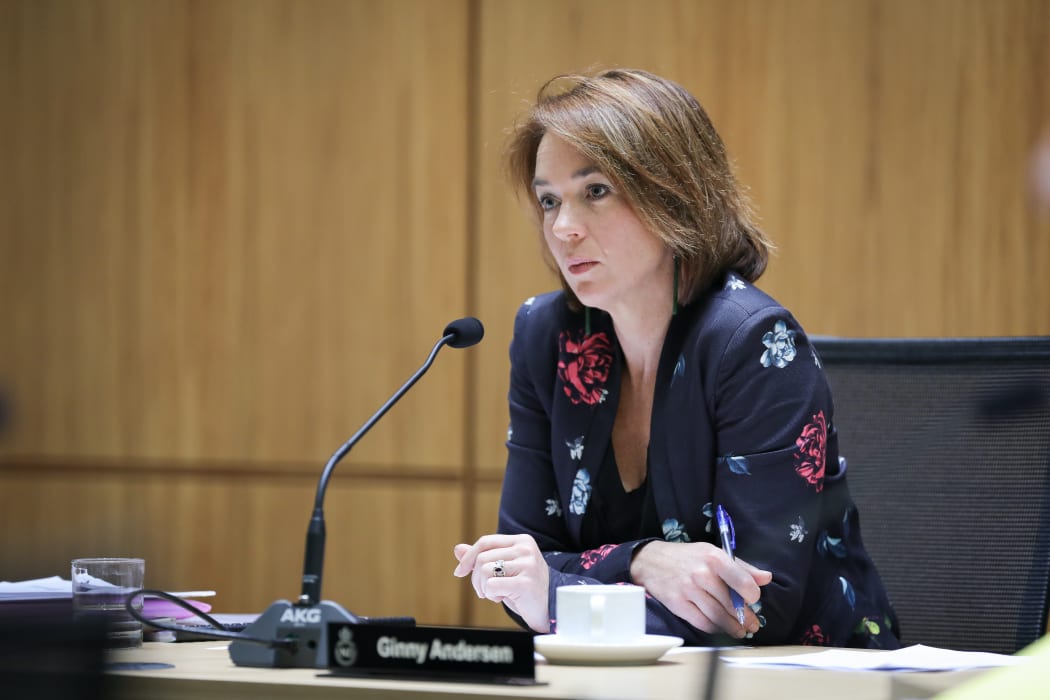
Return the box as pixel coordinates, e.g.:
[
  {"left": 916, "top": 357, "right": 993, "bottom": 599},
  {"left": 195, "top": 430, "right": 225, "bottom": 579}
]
[{"left": 533, "top": 634, "right": 684, "bottom": 665}]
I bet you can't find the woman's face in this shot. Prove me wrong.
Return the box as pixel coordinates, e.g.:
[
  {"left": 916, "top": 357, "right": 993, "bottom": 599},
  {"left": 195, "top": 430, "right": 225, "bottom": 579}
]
[{"left": 532, "top": 133, "right": 673, "bottom": 317}]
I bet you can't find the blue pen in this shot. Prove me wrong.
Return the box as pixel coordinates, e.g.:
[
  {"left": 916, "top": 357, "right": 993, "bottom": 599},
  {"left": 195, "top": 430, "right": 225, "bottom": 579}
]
[{"left": 715, "top": 504, "right": 747, "bottom": 626}]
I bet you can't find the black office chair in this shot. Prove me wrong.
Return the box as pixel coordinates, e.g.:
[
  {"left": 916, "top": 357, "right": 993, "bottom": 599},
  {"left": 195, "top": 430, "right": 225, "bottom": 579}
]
[{"left": 810, "top": 335, "right": 1050, "bottom": 654}]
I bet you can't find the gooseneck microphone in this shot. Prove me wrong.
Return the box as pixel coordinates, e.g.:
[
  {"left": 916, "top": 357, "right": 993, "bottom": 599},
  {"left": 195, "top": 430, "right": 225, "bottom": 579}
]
[
  {"left": 300, "top": 316, "right": 484, "bottom": 606},
  {"left": 230, "top": 317, "right": 484, "bottom": 669}
]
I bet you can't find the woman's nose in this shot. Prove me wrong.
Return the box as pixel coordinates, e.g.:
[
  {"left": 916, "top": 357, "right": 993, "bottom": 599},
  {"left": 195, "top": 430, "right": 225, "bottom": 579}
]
[{"left": 550, "top": 202, "right": 584, "bottom": 241}]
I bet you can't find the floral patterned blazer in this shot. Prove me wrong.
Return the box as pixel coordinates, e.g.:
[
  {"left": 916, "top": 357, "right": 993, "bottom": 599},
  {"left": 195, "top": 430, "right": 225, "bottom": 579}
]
[{"left": 497, "top": 271, "right": 900, "bottom": 648}]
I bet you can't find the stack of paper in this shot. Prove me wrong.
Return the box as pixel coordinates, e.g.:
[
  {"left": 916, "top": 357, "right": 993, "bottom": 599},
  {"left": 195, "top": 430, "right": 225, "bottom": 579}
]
[{"left": 722, "top": 644, "right": 1029, "bottom": 672}]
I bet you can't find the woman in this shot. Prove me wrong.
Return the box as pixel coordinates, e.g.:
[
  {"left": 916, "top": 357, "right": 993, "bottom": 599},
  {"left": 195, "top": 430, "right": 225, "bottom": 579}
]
[{"left": 454, "top": 68, "right": 899, "bottom": 648}]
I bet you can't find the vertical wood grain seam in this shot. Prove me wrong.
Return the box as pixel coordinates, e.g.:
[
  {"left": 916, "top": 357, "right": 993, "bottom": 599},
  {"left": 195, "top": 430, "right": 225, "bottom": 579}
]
[{"left": 460, "top": 0, "right": 482, "bottom": 628}]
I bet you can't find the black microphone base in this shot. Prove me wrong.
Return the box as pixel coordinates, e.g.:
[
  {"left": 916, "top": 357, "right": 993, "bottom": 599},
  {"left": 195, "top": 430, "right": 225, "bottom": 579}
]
[
  {"left": 228, "top": 599, "right": 417, "bottom": 668},
  {"left": 229, "top": 599, "right": 359, "bottom": 668}
]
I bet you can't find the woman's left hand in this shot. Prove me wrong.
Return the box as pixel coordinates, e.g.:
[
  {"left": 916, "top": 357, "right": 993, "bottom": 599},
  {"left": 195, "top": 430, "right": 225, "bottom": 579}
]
[{"left": 453, "top": 534, "right": 550, "bottom": 633}]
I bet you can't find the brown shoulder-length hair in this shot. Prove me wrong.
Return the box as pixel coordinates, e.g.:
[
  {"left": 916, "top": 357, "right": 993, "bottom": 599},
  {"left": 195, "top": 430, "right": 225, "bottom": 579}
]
[{"left": 505, "top": 68, "right": 773, "bottom": 308}]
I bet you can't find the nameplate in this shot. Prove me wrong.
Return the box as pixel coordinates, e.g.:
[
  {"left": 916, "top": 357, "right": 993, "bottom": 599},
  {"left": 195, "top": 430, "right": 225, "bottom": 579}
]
[{"left": 326, "top": 623, "right": 536, "bottom": 684}]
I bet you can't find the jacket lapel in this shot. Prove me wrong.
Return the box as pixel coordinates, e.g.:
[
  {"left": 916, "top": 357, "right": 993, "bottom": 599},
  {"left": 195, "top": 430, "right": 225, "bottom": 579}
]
[
  {"left": 648, "top": 301, "right": 713, "bottom": 543},
  {"left": 549, "top": 310, "right": 620, "bottom": 545}
]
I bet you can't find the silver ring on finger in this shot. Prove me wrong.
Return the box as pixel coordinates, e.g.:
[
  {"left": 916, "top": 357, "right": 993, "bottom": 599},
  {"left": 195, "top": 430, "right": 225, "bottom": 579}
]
[{"left": 493, "top": 559, "right": 506, "bottom": 577}]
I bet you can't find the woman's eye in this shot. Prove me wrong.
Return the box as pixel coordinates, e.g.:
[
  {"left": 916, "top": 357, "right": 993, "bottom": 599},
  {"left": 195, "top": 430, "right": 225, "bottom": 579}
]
[
  {"left": 538, "top": 194, "right": 558, "bottom": 211},
  {"left": 586, "top": 183, "right": 610, "bottom": 199}
]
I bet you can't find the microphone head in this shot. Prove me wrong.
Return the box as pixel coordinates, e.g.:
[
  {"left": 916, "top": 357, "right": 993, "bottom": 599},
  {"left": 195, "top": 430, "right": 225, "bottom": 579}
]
[{"left": 443, "top": 317, "right": 485, "bottom": 348}]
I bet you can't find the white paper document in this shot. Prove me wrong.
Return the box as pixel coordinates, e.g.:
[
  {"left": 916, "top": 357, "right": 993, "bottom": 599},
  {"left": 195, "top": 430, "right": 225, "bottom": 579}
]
[
  {"left": 0, "top": 576, "right": 214, "bottom": 600},
  {"left": 722, "top": 644, "right": 1029, "bottom": 672},
  {"left": 0, "top": 575, "right": 72, "bottom": 599}
]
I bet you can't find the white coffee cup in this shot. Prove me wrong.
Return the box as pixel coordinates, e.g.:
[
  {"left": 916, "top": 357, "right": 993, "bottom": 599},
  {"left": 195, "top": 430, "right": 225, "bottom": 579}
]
[{"left": 555, "top": 584, "right": 645, "bottom": 643}]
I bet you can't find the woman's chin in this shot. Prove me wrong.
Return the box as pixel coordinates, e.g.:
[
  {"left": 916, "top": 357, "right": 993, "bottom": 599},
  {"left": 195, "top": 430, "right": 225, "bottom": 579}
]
[{"left": 569, "top": 284, "right": 603, "bottom": 310}]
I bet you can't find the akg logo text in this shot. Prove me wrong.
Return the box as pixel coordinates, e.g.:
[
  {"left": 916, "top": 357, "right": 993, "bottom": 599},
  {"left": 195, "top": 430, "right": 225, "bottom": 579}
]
[{"left": 280, "top": 607, "right": 322, "bottom": 625}]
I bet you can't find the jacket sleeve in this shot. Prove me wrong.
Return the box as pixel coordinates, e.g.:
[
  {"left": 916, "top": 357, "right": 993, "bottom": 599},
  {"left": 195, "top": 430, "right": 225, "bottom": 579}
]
[{"left": 705, "top": 305, "right": 834, "bottom": 644}]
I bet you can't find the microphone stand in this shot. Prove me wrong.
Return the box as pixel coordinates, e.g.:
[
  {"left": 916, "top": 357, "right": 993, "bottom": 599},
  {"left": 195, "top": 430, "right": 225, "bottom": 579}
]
[{"left": 230, "top": 320, "right": 482, "bottom": 668}]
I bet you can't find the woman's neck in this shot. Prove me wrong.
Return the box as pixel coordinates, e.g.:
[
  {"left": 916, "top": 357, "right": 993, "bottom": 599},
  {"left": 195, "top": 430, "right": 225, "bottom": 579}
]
[{"left": 610, "top": 304, "right": 673, "bottom": 385}]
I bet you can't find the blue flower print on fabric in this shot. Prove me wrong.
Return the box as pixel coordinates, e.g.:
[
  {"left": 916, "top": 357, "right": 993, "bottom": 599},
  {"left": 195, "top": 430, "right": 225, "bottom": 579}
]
[
  {"left": 719, "top": 454, "right": 751, "bottom": 476},
  {"left": 790, "top": 516, "right": 808, "bottom": 543},
  {"left": 726, "top": 275, "right": 746, "bottom": 291},
  {"left": 817, "top": 532, "right": 846, "bottom": 558},
  {"left": 671, "top": 354, "right": 685, "bottom": 385},
  {"left": 818, "top": 507, "right": 853, "bottom": 557},
  {"left": 569, "top": 468, "right": 591, "bottom": 515},
  {"left": 840, "top": 576, "right": 856, "bottom": 610},
  {"left": 662, "top": 518, "right": 690, "bottom": 543},
  {"left": 701, "top": 502, "right": 714, "bottom": 534},
  {"left": 760, "top": 320, "right": 797, "bottom": 369},
  {"left": 545, "top": 497, "right": 562, "bottom": 517},
  {"left": 566, "top": 436, "right": 584, "bottom": 461}
]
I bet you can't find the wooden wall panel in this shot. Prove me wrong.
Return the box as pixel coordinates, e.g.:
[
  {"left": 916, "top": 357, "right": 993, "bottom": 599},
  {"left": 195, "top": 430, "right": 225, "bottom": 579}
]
[
  {"left": 0, "top": 0, "right": 471, "bottom": 469},
  {"left": 472, "top": 0, "right": 1050, "bottom": 472}
]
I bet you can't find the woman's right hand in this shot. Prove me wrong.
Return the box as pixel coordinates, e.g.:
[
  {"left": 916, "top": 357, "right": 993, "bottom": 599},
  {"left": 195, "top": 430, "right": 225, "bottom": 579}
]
[
  {"left": 452, "top": 533, "right": 551, "bottom": 633},
  {"left": 629, "top": 540, "right": 771, "bottom": 638}
]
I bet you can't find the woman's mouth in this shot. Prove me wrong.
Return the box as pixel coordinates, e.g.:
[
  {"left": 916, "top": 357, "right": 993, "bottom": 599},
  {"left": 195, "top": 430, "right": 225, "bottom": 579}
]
[{"left": 567, "top": 261, "right": 598, "bottom": 275}]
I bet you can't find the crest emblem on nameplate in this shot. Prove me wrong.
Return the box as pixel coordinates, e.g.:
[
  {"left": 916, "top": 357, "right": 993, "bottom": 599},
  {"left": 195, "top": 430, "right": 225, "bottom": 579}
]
[{"left": 333, "top": 627, "right": 358, "bottom": 667}]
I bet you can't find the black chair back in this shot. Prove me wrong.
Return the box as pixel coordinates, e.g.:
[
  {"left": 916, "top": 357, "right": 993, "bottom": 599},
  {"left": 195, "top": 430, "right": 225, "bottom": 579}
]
[{"left": 811, "top": 335, "right": 1050, "bottom": 654}]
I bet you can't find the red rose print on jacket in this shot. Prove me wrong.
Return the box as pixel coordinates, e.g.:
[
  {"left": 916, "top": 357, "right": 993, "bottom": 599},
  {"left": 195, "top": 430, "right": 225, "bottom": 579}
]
[
  {"left": 799, "top": 624, "right": 828, "bottom": 645},
  {"left": 580, "top": 544, "right": 619, "bottom": 570},
  {"left": 558, "top": 331, "right": 613, "bottom": 405},
  {"left": 794, "top": 411, "right": 827, "bottom": 492}
]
